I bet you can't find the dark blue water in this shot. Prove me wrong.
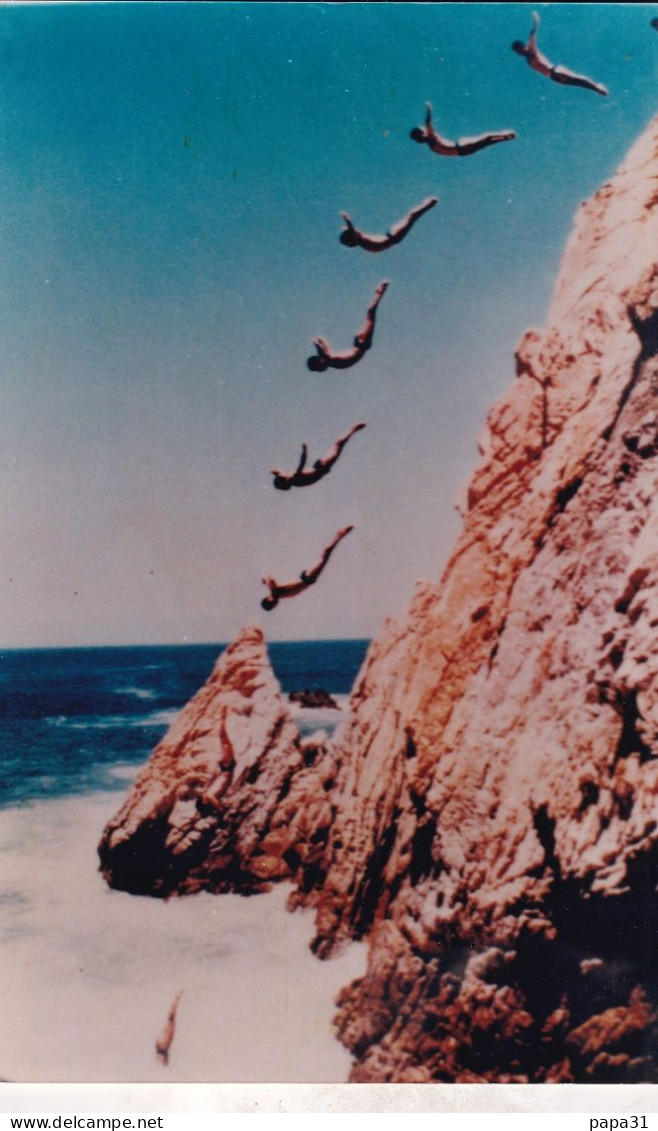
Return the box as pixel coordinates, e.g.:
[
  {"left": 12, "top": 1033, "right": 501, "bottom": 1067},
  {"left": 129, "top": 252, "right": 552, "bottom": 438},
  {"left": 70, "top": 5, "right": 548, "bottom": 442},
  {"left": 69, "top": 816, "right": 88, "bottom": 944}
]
[{"left": 0, "top": 640, "right": 369, "bottom": 808}]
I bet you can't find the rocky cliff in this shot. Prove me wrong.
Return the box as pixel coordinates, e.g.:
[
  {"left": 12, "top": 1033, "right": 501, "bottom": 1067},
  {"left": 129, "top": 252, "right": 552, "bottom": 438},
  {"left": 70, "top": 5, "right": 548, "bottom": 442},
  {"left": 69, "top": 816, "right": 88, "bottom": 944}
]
[
  {"left": 303, "top": 114, "right": 658, "bottom": 1083},
  {"left": 98, "top": 627, "right": 338, "bottom": 896},
  {"left": 100, "top": 116, "right": 658, "bottom": 1083}
]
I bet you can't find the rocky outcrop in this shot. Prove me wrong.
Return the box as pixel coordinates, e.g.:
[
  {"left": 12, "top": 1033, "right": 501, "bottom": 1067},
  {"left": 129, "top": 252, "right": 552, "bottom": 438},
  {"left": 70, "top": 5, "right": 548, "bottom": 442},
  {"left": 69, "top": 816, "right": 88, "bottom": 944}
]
[
  {"left": 296, "top": 115, "right": 658, "bottom": 1081},
  {"left": 101, "top": 117, "right": 658, "bottom": 1083},
  {"left": 289, "top": 689, "right": 340, "bottom": 710},
  {"left": 98, "top": 627, "right": 339, "bottom": 896}
]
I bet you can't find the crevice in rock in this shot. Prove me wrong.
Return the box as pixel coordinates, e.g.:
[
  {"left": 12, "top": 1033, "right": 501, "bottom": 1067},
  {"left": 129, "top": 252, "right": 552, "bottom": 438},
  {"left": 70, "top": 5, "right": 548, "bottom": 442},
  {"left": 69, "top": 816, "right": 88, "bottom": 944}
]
[
  {"left": 532, "top": 804, "right": 561, "bottom": 884},
  {"left": 614, "top": 568, "right": 649, "bottom": 615},
  {"left": 404, "top": 726, "right": 417, "bottom": 760},
  {"left": 554, "top": 476, "right": 585, "bottom": 516},
  {"left": 410, "top": 787, "right": 426, "bottom": 817},
  {"left": 277, "top": 772, "right": 292, "bottom": 800},
  {"left": 350, "top": 807, "right": 402, "bottom": 937},
  {"left": 577, "top": 780, "right": 600, "bottom": 814},
  {"left": 611, "top": 688, "right": 653, "bottom": 763},
  {"left": 245, "top": 762, "right": 261, "bottom": 785},
  {"left": 602, "top": 305, "right": 658, "bottom": 441},
  {"left": 624, "top": 428, "right": 658, "bottom": 460},
  {"left": 630, "top": 304, "right": 658, "bottom": 361},
  {"left": 299, "top": 860, "right": 328, "bottom": 894},
  {"left": 409, "top": 819, "right": 437, "bottom": 885},
  {"left": 487, "top": 616, "right": 506, "bottom": 671}
]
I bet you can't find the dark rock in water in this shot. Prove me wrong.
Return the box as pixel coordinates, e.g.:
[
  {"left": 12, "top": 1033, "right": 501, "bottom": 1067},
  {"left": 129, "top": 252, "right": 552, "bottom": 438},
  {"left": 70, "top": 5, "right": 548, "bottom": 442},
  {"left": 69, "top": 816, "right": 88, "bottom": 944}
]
[{"left": 289, "top": 688, "right": 339, "bottom": 710}]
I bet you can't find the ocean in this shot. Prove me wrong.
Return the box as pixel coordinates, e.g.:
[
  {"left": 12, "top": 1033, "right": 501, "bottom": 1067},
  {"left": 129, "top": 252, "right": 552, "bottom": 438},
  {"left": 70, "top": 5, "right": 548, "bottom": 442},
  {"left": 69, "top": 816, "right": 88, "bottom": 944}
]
[
  {"left": 0, "top": 640, "right": 369, "bottom": 1083},
  {"left": 0, "top": 639, "right": 369, "bottom": 808}
]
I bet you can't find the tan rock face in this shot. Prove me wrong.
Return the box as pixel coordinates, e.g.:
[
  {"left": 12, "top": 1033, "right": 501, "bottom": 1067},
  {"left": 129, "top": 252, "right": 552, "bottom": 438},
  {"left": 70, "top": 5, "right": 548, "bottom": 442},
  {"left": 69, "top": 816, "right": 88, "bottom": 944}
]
[
  {"left": 98, "top": 626, "right": 337, "bottom": 896},
  {"left": 300, "top": 116, "right": 658, "bottom": 1080},
  {"left": 100, "top": 117, "right": 658, "bottom": 1082}
]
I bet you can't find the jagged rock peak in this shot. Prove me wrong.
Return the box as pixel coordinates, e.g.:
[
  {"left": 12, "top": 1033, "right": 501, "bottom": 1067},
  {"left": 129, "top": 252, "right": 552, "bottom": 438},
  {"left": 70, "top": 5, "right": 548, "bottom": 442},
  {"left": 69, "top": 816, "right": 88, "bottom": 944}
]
[{"left": 98, "top": 625, "right": 335, "bottom": 896}]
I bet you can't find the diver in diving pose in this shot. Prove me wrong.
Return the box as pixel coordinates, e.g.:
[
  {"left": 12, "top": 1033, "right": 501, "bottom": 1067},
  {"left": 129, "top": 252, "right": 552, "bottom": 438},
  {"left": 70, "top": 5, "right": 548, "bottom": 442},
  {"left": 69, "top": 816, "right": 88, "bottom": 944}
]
[
  {"left": 410, "top": 102, "right": 515, "bottom": 156},
  {"left": 339, "top": 197, "right": 438, "bottom": 252},
  {"left": 155, "top": 990, "right": 184, "bottom": 1067},
  {"left": 271, "top": 423, "right": 366, "bottom": 490},
  {"left": 307, "top": 282, "right": 389, "bottom": 372},
  {"left": 512, "top": 12, "right": 608, "bottom": 95},
  {"left": 261, "top": 526, "right": 354, "bottom": 611}
]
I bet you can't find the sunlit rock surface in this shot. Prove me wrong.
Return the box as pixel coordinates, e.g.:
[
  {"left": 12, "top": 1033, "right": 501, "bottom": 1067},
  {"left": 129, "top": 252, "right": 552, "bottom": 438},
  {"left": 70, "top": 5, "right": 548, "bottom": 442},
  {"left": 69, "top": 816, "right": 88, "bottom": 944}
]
[
  {"left": 302, "top": 115, "right": 658, "bottom": 1082},
  {"left": 99, "top": 627, "right": 336, "bottom": 896},
  {"left": 101, "top": 117, "right": 658, "bottom": 1082}
]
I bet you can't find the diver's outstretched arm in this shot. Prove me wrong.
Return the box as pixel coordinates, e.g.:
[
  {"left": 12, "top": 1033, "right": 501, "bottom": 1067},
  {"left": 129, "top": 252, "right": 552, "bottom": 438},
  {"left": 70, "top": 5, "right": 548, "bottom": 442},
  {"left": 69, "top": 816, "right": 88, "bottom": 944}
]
[
  {"left": 295, "top": 443, "right": 308, "bottom": 475},
  {"left": 307, "top": 336, "right": 331, "bottom": 371},
  {"left": 529, "top": 11, "right": 540, "bottom": 48},
  {"left": 419, "top": 105, "right": 466, "bottom": 154},
  {"left": 314, "top": 336, "right": 331, "bottom": 357},
  {"left": 261, "top": 575, "right": 279, "bottom": 610},
  {"left": 270, "top": 446, "right": 305, "bottom": 486}
]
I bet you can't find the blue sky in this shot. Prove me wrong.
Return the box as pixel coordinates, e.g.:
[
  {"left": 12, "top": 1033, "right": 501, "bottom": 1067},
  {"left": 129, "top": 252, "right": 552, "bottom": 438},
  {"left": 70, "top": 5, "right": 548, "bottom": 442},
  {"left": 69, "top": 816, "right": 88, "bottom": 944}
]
[{"left": 2, "top": 2, "right": 657, "bottom": 646}]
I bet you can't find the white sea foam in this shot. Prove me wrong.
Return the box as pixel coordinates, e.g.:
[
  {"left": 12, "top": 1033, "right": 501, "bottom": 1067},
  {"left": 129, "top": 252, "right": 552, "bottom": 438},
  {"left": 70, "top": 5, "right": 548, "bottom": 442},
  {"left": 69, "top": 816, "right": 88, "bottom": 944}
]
[
  {"left": 132, "top": 708, "right": 180, "bottom": 729},
  {"left": 116, "top": 686, "right": 159, "bottom": 701},
  {"left": 0, "top": 792, "right": 365, "bottom": 1083},
  {"left": 106, "top": 764, "right": 140, "bottom": 782},
  {"left": 46, "top": 709, "right": 179, "bottom": 732}
]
